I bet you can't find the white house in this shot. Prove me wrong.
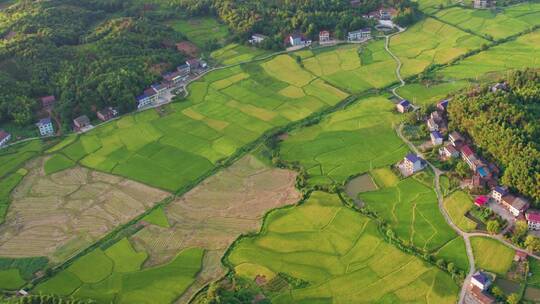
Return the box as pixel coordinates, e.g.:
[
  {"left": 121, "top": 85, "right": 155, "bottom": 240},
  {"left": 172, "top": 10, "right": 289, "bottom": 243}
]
[
  {"left": 491, "top": 186, "right": 508, "bottom": 203},
  {"left": 501, "top": 195, "right": 529, "bottom": 217},
  {"left": 319, "top": 30, "right": 330, "bottom": 42},
  {"left": 396, "top": 99, "right": 411, "bottom": 113},
  {"left": 36, "top": 117, "right": 54, "bottom": 136},
  {"left": 249, "top": 34, "right": 266, "bottom": 44},
  {"left": 471, "top": 271, "right": 491, "bottom": 291},
  {"left": 427, "top": 118, "right": 439, "bottom": 131},
  {"left": 526, "top": 211, "right": 540, "bottom": 230},
  {"left": 439, "top": 144, "right": 459, "bottom": 159},
  {"left": 136, "top": 88, "right": 158, "bottom": 109},
  {"left": 288, "top": 33, "right": 311, "bottom": 47},
  {"left": 151, "top": 83, "right": 167, "bottom": 98},
  {"left": 0, "top": 129, "right": 11, "bottom": 147},
  {"left": 430, "top": 131, "right": 443, "bottom": 146},
  {"left": 403, "top": 153, "right": 425, "bottom": 175},
  {"left": 177, "top": 64, "right": 191, "bottom": 77},
  {"left": 348, "top": 28, "right": 371, "bottom": 42},
  {"left": 449, "top": 131, "right": 464, "bottom": 146}
]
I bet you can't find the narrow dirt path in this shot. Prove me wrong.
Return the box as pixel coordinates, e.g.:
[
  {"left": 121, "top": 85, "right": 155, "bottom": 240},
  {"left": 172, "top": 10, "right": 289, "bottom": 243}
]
[{"left": 383, "top": 28, "right": 406, "bottom": 100}]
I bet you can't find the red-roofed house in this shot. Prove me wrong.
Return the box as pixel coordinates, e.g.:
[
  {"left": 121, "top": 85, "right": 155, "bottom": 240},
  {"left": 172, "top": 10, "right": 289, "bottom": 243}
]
[
  {"left": 515, "top": 250, "right": 528, "bottom": 262},
  {"left": 439, "top": 144, "right": 459, "bottom": 159},
  {"left": 526, "top": 210, "right": 540, "bottom": 230},
  {"left": 470, "top": 285, "right": 495, "bottom": 304},
  {"left": 474, "top": 195, "right": 489, "bottom": 207},
  {"left": 461, "top": 145, "right": 478, "bottom": 170},
  {"left": 40, "top": 95, "right": 56, "bottom": 109},
  {"left": 319, "top": 30, "right": 330, "bottom": 42},
  {"left": 0, "top": 129, "right": 11, "bottom": 147}
]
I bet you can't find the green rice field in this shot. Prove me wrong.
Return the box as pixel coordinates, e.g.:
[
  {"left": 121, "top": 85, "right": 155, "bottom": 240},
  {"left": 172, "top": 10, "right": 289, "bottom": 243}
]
[
  {"left": 279, "top": 96, "right": 407, "bottom": 186},
  {"left": 169, "top": 17, "right": 229, "bottom": 47},
  {"left": 437, "top": 30, "right": 540, "bottom": 80},
  {"left": 0, "top": 139, "right": 43, "bottom": 178},
  {"left": 396, "top": 81, "right": 469, "bottom": 106},
  {"left": 390, "top": 17, "right": 487, "bottom": 78},
  {"left": 228, "top": 191, "right": 459, "bottom": 303},
  {"left": 434, "top": 3, "right": 540, "bottom": 40},
  {"left": 414, "top": 0, "right": 459, "bottom": 14},
  {"left": 359, "top": 171, "right": 458, "bottom": 251},
  {"left": 48, "top": 55, "right": 348, "bottom": 192},
  {"left": 435, "top": 237, "right": 470, "bottom": 271},
  {"left": 302, "top": 42, "right": 399, "bottom": 93},
  {"left": 470, "top": 237, "right": 514, "bottom": 275},
  {"left": 35, "top": 239, "right": 203, "bottom": 303},
  {"left": 443, "top": 191, "right": 477, "bottom": 232},
  {"left": 211, "top": 43, "right": 271, "bottom": 65}
]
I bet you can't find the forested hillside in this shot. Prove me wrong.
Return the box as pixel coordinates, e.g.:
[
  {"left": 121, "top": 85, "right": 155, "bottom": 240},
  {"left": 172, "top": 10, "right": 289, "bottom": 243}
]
[
  {"left": 448, "top": 69, "right": 540, "bottom": 204},
  {"left": 0, "top": 0, "right": 186, "bottom": 130}
]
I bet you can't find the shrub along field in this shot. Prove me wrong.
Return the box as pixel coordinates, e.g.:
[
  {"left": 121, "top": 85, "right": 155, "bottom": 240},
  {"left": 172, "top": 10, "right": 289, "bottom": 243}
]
[
  {"left": 437, "top": 30, "right": 540, "bottom": 80},
  {"left": 470, "top": 236, "right": 514, "bottom": 275},
  {"left": 301, "top": 42, "right": 399, "bottom": 93},
  {"left": 211, "top": 43, "right": 271, "bottom": 65},
  {"left": 48, "top": 56, "right": 348, "bottom": 192},
  {"left": 35, "top": 238, "right": 203, "bottom": 304},
  {"left": 396, "top": 81, "right": 469, "bottom": 106},
  {"left": 360, "top": 170, "right": 458, "bottom": 252},
  {"left": 443, "top": 191, "right": 477, "bottom": 232},
  {"left": 279, "top": 96, "right": 408, "bottom": 186},
  {"left": 390, "top": 17, "right": 487, "bottom": 78},
  {"left": 434, "top": 3, "right": 540, "bottom": 40},
  {"left": 227, "top": 191, "right": 459, "bottom": 303}
]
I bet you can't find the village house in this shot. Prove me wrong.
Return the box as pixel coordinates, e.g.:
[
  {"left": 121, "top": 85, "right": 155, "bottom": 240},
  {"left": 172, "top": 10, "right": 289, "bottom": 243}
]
[
  {"left": 177, "top": 64, "right": 191, "bottom": 77},
  {"left": 491, "top": 82, "right": 508, "bottom": 93},
  {"left": 403, "top": 153, "right": 425, "bottom": 175},
  {"left": 473, "top": 0, "right": 492, "bottom": 9},
  {"left": 36, "top": 117, "right": 54, "bottom": 136},
  {"left": 474, "top": 195, "right": 489, "bottom": 207},
  {"left": 515, "top": 250, "right": 528, "bottom": 262},
  {"left": 319, "top": 30, "right": 330, "bottom": 42},
  {"left": 501, "top": 194, "right": 529, "bottom": 217},
  {"left": 379, "top": 9, "right": 393, "bottom": 20},
  {"left": 460, "top": 145, "right": 477, "bottom": 168},
  {"left": 73, "top": 115, "right": 91, "bottom": 132},
  {"left": 136, "top": 87, "right": 158, "bottom": 109},
  {"left": 151, "top": 83, "right": 167, "bottom": 98},
  {"left": 186, "top": 58, "right": 201, "bottom": 70},
  {"left": 162, "top": 71, "right": 183, "bottom": 88},
  {"left": 427, "top": 117, "right": 439, "bottom": 131},
  {"left": 470, "top": 286, "right": 495, "bottom": 304},
  {"left": 439, "top": 144, "right": 459, "bottom": 159},
  {"left": 449, "top": 131, "right": 464, "bottom": 146},
  {"left": 396, "top": 99, "right": 411, "bottom": 113},
  {"left": 526, "top": 211, "right": 540, "bottom": 230},
  {"left": 96, "top": 107, "right": 118, "bottom": 122},
  {"left": 471, "top": 271, "right": 491, "bottom": 291},
  {"left": 491, "top": 186, "right": 508, "bottom": 203},
  {"left": 437, "top": 99, "right": 449, "bottom": 112},
  {"left": 430, "top": 131, "right": 443, "bottom": 146},
  {"left": 348, "top": 28, "right": 371, "bottom": 42},
  {"left": 288, "top": 33, "right": 310, "bottom": 47},
  {"left": 0, "top": 129, "right": 11, "bottom": 147},
  {"left": 40, "top": 95, "right": 56, "bottom": 109},
  {"left": 249, "top": 34, "right": 266, "bottom": 44}
]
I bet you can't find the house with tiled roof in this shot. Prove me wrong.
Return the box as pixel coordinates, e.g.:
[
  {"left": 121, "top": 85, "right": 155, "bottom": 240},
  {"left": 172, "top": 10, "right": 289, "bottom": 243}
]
[
  {"left": 319, "top": 30, "right": 330, "bottom": 42},
  {"left": 474, "top": 195, "right": 489, "bottom": 207},
  {"left": 96, "top": 107, "right": 118, "bottom": 122},
  {"left": 430, "top": 131, "right": 443, "bottom": 146},
  {"left": 36, "top": 117, "right": 54, "bottom": 136},
  {"left": 403, "top": 153, "right": 425, "bottom": 175},
  {"left": 396, "top": 100, "right": 411, "bottom": 113},
  {"left": 136, "top": 87, "right": 158, "bottom": 109},
  {"left": 437, "top": 99, "right": 449, "bottom": 111},
  {"left": 249, "top": 34, "right": 267, "bottom": 44},
  {"left": 0, "top": 129, "right": 11, "bottom": 147},
  {"left": 439, "top": 144, "right": 459, "bottom": 159},
  {"left": 460, "top": 145, "right": 477, "bottom": 168},
  {"left": 501, "top": 194, "right": 529, "bottom": 217},
  {"left": 491, "top": 186, "right": 508, "bottom": 203},
  {"left": 526, "top": 210, "right": 540, "bottom": 230},
  {"left": 348, "top": 28, "right": 371, "bottom": 42},
  {"left": 73, "top": 115, "right": 91, "bottom": 132},
  {"left": 449, "top": 131, "right": 464, "bottom": 146},
  {"left": 471, "top": 271, "right": 491, "bottom": 291},
  {"left": 470, "top": 285, "right": 495, "bottom": 304},
  {"left": 177, "top": 64, "right": 191, "bottom": 77}
]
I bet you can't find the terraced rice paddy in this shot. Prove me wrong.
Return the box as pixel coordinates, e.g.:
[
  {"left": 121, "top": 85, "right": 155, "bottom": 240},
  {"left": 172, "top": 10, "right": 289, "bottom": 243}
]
[
  {"left": 434, "top": 3, "right": 540, "bottom": 40},
  {"left": 390, "top": 17, "right": 487, "bottom": 78},
  {"left": 359, "top": 170, "right": 458, "bottom": 251},
  {"left": 35, "top": 239, "right": 203, "bottom": 304},
  {"left": 129, "top": 155, "right": 301, "bottom": 302},
  {"left": 48, "top": 56, "right": 348, "bottom": 192},
  {"left": 301, "top": 42, "right": 399, "bottom": 93},
  {"left": 470, "top": 236, "right": 514, "bottom": 275},
  {"left": 0, "top": 157, "right": 169, "bottom": 263},
  {"left": 443, "top": 191, "right": 477, "bottom": 232},
  {"left": 211, "top": 43, "right": 271, "bottom": 65},
  {"left": 279, "top": 96, "right": 408, "bottom": 186},
  {"left": 228, "top": 191, "right": 459, "bottom": 303},
  {"left": 396, "top": 81, "right": 469, "bottom": 106},
  {"left": 437, "top": 30, "right": 540, "bottom": 80},
  {"left": 169, "top": 17, "right": 229, "bottom": 47}
]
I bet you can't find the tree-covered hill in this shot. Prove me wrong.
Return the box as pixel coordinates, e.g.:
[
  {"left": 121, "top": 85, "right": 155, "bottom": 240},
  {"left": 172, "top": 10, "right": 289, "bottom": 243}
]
[{"left": 448, "top": 69, "right": 540, "bottom": 204}]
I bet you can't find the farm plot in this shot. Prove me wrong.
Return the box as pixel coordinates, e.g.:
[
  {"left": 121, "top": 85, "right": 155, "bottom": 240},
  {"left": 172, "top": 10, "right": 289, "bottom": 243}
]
[
  {"left": 211, "top": 43, "right": 271, "bottom": 65},
  {"left": 227, "top": 191, "right": 459, "bottom": 303},
  {"left": 0, "top": 157, "right": 169, "bottom": 264},
  {"left": 129, "top": 154, "right": 301, "bottom": 302},
  {"left": 0, "top": 139, "right": 43, "bottom": 178},
  {"left": 390, "top": 17, "right": 487, "bottom": 78},
  {"left": 169, "top": 17, "right": 229, "bottom": 47},
  {"left": 470, "top": 236, "right": 514, "bottom": 275},
  {"left": 435, "top": 237, "right": 470, "bottom": 271},
  {"left": 434, "top": 3, "right": 540, "bottom": 40},
  {"left": 443, "top": 191, "right": 477, "bottom": 232},
  {"left": 415, "top": 0, "right": 460, "bottom": 14},
  {"left": 35, "top": 239, "right": 203, "bottom": 304},
  {"left": 279, "top": 95, "right": 408, "bottom": 186},
  {"left": 302, "top": 42, "right": 399, "bottom": 93},
  {"left": 396, "top": 80, "right": 469, "bottom": 106},
  {"left": 437, "top": 30, "right": 540, "bottom": 80},
  {"left": 49, "top": 56, "right": 348, "bottom": 192},
  {"left": 359, "top": 170, "right": 458, "bottom": 252}
]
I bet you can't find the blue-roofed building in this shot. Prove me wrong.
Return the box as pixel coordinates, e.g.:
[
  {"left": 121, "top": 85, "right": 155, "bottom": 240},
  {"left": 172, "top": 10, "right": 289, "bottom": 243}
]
[
  {"left": 403, "top": 153, "right": 424, "bottom": 175},
  {"left": 437, "top": 99, "right": 449, "bottom": 111},
  {"left": 477, "top": 166, "right": 489, "bottom": 178},
  {"left": 430, "top": 131, "right": 443, "bottom": 146},
  {"left": 136, "top": 87, "right": 158, "bottom": 109},
  {"left": 396, "top": 99, "right": 411, "bottom": 113},
  {"left": 36, "top": 117, "right": 54, "bottom": 136},
  {"left": 471, "top": 271, "right": 491, "bottom": 291},
  {"left": 491, "top": 185, "right": 508, "bottom": 203}
]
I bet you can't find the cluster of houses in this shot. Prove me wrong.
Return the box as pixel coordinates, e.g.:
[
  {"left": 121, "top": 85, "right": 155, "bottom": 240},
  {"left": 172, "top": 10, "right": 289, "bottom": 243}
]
[
  {"left": 136, "top": 58, "right": 206, "bottom": 109},
  {"left": 473, "top": 0, "right": 494, "bottom": 9}
]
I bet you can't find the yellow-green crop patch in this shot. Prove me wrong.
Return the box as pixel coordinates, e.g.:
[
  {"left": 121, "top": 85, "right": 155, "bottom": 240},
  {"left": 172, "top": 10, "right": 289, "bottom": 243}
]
[
  {"left": 303, "top": 42, "right": 399, "bottom": 93},
  {"left": 396, "top": 81, "right": 470, "bottom": 106},
  {"left": 434, "top": 3, "right": 540, "bottom": 40},
  {"left": 437, "top": 30, "right": 540, "bottom": 80},
  {"left": 227, "top": 191, "right": 459, "bottom": 303},
  {"left": 443, "top": 191, "right": 477, "bottom": 232},
  {"left": 279, "top": 96, "right": 407, "bottom": 186},
  {"left": 49, "top": 57, "right": 348, "bottom": 192},
  {"left": 435, "top": 237, "right": 470, "bottom": 271},
  {"left": 359, "top": 171, "right": 459, "bottom": 252},
  {"left": 470, "top": 237, "right": 514, "bottom": 275},
  {"left": 169, "top": 17, "right": 229, "bottom": 47},
  {"left": 211, "top": 43, "right": 271, "bottom": 65},
  {"left": 391, "top": 17, "right": 488, "bottom": 78}
]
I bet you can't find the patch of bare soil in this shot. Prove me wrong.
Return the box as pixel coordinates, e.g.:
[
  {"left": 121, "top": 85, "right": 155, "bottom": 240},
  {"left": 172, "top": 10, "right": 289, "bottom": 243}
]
[
  {"left": 0, "top": 157, "right": 169, "bottom": 263},
  {"left": 130, "top": 155, "right": 301, "bottom": 302}
]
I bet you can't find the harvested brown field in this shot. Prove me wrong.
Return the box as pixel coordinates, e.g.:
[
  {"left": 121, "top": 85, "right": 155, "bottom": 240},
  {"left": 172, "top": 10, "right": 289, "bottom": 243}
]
[
  {"left": 0, "top": 157, "right": 169, "bottom": 263},
  {"left": 130, "top": 155, "right": 301, "bottom": 302}
]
